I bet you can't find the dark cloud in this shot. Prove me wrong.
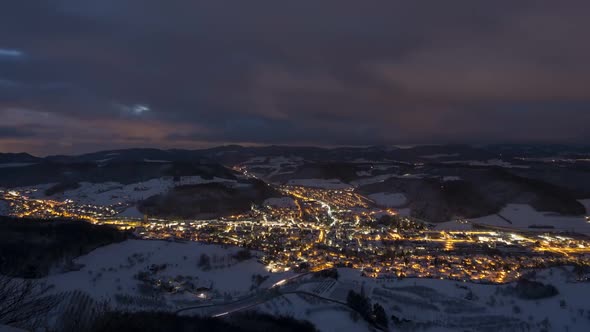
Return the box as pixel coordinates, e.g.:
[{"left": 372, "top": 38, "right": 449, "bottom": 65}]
[
  {"left": 0, "top": 126, "right": 36, "bottom": 139},
  {"left": 1, "top": 0, "right": 589, "bottom": 154}
]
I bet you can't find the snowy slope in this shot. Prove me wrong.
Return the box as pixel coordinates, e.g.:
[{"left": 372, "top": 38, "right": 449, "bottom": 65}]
[
  {"left": 286, "top": 179, "right": 353, "bottom": 190},
  {"left": 334, "top": 267, "right": 590, "bottom": 331},
  {"left": 45, "top": 240, "right": 288, "bottom": 306},
  {"left": 256, "top": 294, "right": 371, "bottom": 332},
  {"left": 35, "top": 238, "right": 590, "bottom": 331},
  {"left": 0, "top": 200, "right": 8, "bottom": 216},
  {"left": 255, "top": 265, "right": 590, "bottom": 331},
  {"left": 15, "top": 176, "right": 239, "bottom": 206},
  {"left": 368, "top": 192, "right": 407, "bottom": 208},
  {"left": 470, "top": 204, "right": 590, "bottom": 235},
  {"left": 264, "top": 197, "right": 297, "bottom": 208},
  {"left": 0, "top": 163, "right": 37, "bottom": 168}
]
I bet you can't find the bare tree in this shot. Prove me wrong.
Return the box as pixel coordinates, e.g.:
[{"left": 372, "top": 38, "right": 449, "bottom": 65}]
[
  {"left": 55, "top": 290, "right": 110, "bottom": 332},
  {"left": 0, "top": 275, "right": 59, "bottom": 328}
]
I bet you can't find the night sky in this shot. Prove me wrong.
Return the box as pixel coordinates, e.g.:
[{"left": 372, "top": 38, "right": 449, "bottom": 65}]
[{"left": 1, "top": 1, "right": 589, "bottom": 155}]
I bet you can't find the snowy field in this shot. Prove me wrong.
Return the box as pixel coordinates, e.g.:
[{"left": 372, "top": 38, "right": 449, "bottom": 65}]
[
  {"left": 256, "top": 293, "right": 372, "bottom": 332},
  {"left": 469, "top": 204, "right": 590, "bottom": 235},
  {"left": 0, "top": 325, "right": 27, "bottom": 332},
  {"left": 350, "top": 173, "right": 427, "bottom": 187},
  {"left": 350, "top": 174, "right": 399, "bottom": 187},
  {"left": 421, "top": 153, "right": 460, "bottom": 159},
  {"left": 264, "top": 197, "right": 297, "bottom": 208},
  {"left": 0, "top": 200, "right": 8, "bottom": 216},
  {"left": 117, "top": 205, "right": 144, "bottom": 218},
  {"left": 250, "top": 265, "right": 590, "bottom": 332},
  {"left": 23, "top": 238, "right": 590, "bottom": 332},
  {"left": 242, "top": 156, "right": 304, "bottom": 179},
  {"left": 434, "top": 220, "right": 474, "bottom": 231},
  {"left": 368, "top": 192, "right": 407, "bottom": 208},
  {"left": 44, "top": 240, "right": 289, "bottom": 310},
  {"left": 442, "top": 159, "right": 530, "bottom": 169},
  {"left": 286, "top": 179, "right": 353, "bottom": 190},
  {"left": 355, "top": 267, "right": 590, "bottom": 331},
  {"left": 0, "top": 163, "right": 37, "bottom": 168},
  {"left": 442, "top": 176, "right": 461, "bottom": 182},
  {"left": 13, "top": 176, "right": 239, "bottom": 206}
]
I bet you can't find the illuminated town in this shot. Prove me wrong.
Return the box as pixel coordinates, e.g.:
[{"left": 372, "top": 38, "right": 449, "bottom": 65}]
[{"left": 3, "top": 178, "right": 590, "bottom": 285}]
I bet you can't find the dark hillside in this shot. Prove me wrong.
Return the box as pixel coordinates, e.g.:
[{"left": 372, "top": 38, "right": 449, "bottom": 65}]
[
  {"left": 0, "top": 161, "right": 236, "bottom": 188},
  {"left": 138, "top": 179, "right": 281, "bottom": 219},
  {"left": 90, "top": 311, "right": 318, "bottom": 332},
  {"left": 0, "top": 216, "right": 129, "bottom": 277},
  {"left": 360, "top": 167, "right": 586, "bottom": 222}
]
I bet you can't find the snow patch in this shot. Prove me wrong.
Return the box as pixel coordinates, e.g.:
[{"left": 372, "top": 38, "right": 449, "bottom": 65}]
[
  {"left": 421, "top": 153, "right": 460, "bottom": 159},
  {"left": 471, "top": 204, "right": 590, "bottom": 235},
  {"left": 350, "top": 173, "right": 426, "bottom": 187},
  {"left": 0, "top": 163, "right": 36, "bottom": 168},
  {"left": 368, "top": 192, "right": 407, "bottom": 207},
  {"left": 0, "top": 200, "right": 9, "bottom": 216},
  {"left": 286, "top": 179, "right": 353, "bottom": 190},
  {"left": 579, "top": 199, "right": 590, "bottom": 215},
  {"left": 264, "top": 197, "right": 297, "bottom": 208},
  {"left": 45, "top": 239, "right": 284, "bottom": 303},
  {"left": 117, "top": 205, "right": 144, "bottom": 218},
  {"left": 443, "top": 159, "right": 529, "bottom": 169},
  {"left": 442, "top": 176, "right": 461, "bottom": 182},
  {"left": 16, "top": 176, "right": 238, "bottom": 206},
  {"left": 143, "top": 159, "right": 171, "bottom": 163}
]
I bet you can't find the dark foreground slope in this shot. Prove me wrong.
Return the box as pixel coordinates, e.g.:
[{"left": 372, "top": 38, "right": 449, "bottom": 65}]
[
  {"left": 0, "top": 160, "right": 237, "bottom": 188},
  {"left": 89, "top": 312, "right": 318, "bottom": 332},
  {"left": 0, "top": 217, "right": 129, "bottom": 277}
]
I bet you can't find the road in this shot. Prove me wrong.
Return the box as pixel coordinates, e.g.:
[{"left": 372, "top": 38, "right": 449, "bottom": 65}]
[{"left": 175, "top": 272, "right": 310, "bottom": 317}]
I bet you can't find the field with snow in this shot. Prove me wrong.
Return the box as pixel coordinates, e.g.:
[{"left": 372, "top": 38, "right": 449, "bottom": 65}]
[
  {"left": 24, "top": 237, "right": 590, "bottom": 332},
  {"left": 350, "top": 173, "right": 427, "bottom": 187},
  {"left": 442, "top": 159, "right": 530, "bottom": 169},
  {"left": 249, "top": 266, "right": 590, "bottom": 331},
  {"left": 264, "top": 197, "right": 297, "bottom": 208},
  {"left": 13, "top": 176, "right": 239, "bottom": 207},
  {"left": 241, "top": 156, "right": 304, "bottom": 179},
  {"left": 256, "top": 293, "right": 372, "bottom": 332},
  {"left": 286, "top": 179, "right": 353, "bottom": 190},
  {"left": 0, "top": 200, "right": 8, "bottom": 216},
  {"left": 442, "top": 176, "right": 461, "bottom": 182},
  {"left": 368, "top": 192, "right": 407, "bottom": 208},
  {"left": 469, "top": 204, "right": 590, "bottom": 235},
  {"left": 357, "top": 267, "right": 590, "bottom": 331},
  {"left": 0, "top": 163, "right": 37, "bottom": 168},
  {"left": 44, "top": 240, "right": 289, "bottom": 311}
]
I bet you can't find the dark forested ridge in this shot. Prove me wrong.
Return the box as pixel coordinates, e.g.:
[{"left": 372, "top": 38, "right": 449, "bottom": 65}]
[{"left": 0, "top": 216, "right": 129, "bottom": 277}]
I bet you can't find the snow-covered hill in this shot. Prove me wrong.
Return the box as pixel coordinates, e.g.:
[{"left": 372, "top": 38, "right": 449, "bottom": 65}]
[
  {"left": 37, "top": 238, "right": 590, "bottom": 332},
  {"left": 46, "top": 240, "right": 288, "bottom": 308},
  {"left": 14, "top": 176, "right": 241, "bottom": 207}
]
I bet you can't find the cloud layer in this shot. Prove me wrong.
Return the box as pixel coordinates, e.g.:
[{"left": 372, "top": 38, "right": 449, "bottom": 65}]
[{"left": 1, "top": 1, "right": 589, "bottom": 154}]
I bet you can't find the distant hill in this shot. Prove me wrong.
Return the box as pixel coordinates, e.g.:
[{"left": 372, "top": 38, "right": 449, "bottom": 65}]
[
  {"left": 358, "top": 167, "right": 587, "bottom": 222},
  {"left": 138, "top": 179, "right": 282, "bottom": 219},
  {"left": 0, "top": 152, "right": 41, "bottom": 164},
  {"left": 2, "top": 145, "right": 589, "bottom": 223},
  {"left": 46, "top": 148, "right": 206, "bottom": 164}
]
